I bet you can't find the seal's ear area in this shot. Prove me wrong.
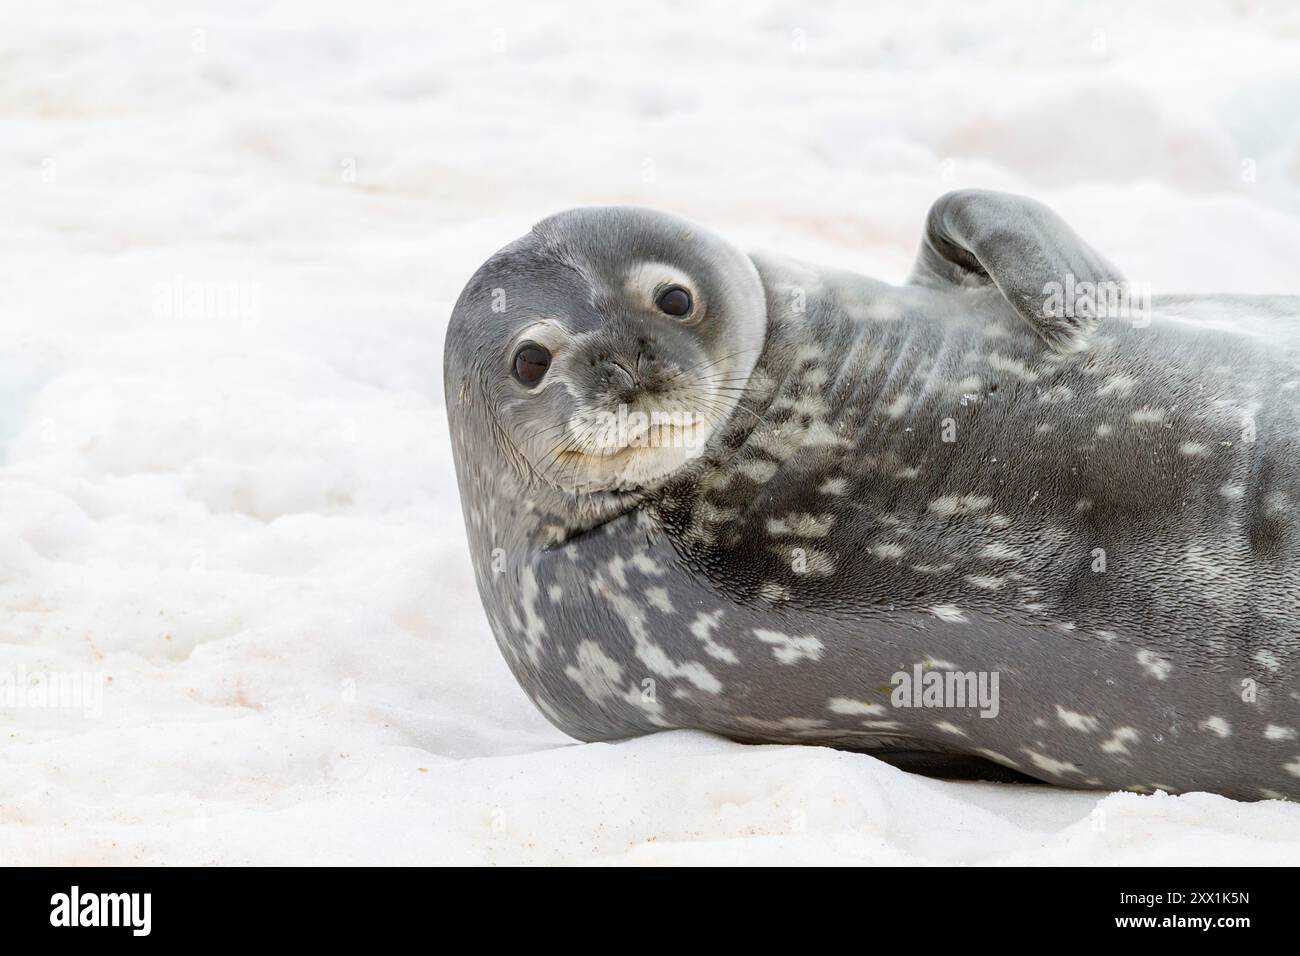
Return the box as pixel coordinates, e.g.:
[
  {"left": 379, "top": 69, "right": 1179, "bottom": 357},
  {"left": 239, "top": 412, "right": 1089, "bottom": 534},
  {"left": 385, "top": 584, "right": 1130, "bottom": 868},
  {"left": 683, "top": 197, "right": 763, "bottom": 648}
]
[{"left": 908, "top": 189, "right": 1125, "bottom": 352}]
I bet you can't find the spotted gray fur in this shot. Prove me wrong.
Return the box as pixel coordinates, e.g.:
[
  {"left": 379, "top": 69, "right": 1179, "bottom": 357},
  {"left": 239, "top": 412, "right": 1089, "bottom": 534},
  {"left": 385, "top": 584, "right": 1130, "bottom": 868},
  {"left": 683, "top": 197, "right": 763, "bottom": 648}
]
[{"left": 444, "top": 190, "right": 1300, "bottom": 800}]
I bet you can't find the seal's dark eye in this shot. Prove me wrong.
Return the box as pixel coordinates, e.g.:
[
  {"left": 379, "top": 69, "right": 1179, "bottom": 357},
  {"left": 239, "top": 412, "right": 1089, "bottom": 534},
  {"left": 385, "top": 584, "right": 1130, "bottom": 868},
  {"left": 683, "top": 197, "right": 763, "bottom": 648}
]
[
  {"left": 655, "top": 285, "right": 692, "bottom": 317},
  {"left": 513, "top": 343, "right": 550, "bottom": 386}
]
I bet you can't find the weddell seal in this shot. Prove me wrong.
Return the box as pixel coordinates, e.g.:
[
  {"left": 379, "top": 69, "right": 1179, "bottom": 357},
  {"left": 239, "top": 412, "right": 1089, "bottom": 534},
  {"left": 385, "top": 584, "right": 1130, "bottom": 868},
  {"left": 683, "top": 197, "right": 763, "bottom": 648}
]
[{"left": 444, "top": 190, "right": 1300, "bottom": 800}]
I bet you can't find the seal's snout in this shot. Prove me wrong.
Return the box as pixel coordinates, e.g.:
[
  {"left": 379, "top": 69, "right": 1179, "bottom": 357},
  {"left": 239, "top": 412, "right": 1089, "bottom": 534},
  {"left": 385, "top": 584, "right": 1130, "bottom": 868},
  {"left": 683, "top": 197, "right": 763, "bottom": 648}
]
[
  {"left": 584, "top": 344, "right": 678, "bottom": 406},
  {"left": 633, "top": 345, "right": 679, "bottom": 393}
]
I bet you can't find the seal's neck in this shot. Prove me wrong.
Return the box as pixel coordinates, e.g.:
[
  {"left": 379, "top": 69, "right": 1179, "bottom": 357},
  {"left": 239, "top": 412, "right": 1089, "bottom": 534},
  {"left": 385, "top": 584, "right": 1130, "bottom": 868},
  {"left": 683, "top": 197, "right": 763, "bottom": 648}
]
[{"left": 680, "top": 260, "right": 890, "bottom": 470}]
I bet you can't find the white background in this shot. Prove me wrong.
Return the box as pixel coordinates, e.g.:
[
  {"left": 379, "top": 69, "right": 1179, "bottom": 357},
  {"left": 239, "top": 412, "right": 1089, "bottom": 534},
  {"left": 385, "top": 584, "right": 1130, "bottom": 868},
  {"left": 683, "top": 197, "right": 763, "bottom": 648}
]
[{"left": 3, "top": 0, "right": 1300, "bottom": 863}]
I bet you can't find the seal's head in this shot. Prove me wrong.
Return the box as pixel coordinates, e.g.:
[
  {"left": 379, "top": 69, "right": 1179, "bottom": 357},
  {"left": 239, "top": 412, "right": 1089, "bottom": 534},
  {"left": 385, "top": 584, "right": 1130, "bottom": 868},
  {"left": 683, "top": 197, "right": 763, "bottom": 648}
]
[{"left": 445, "top": 207, "right": 766, "bottom": 513}]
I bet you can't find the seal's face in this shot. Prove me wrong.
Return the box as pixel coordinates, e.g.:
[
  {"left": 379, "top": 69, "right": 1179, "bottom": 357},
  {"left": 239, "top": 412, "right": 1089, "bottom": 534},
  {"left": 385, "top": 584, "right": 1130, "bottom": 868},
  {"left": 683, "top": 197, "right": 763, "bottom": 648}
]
[{"left": 447, "top": 207, "right": 766, "bottom": 496}]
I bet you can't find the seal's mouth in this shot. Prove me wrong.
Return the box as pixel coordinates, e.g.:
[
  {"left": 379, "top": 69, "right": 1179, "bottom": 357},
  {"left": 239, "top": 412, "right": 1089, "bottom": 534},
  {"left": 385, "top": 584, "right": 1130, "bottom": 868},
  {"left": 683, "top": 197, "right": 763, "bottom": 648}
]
[
  {"left": 543, "top": 416, "right": 715, "bottom": 496},
  {"left": 561, "top": 421, "right": 709, "bottom": 458}
]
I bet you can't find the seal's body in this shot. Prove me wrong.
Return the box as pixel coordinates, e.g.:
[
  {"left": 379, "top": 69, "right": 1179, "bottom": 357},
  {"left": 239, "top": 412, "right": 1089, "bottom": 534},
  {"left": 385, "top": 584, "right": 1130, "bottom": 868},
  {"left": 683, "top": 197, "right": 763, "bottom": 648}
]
[{"left": 445, "top": 191, "right": 1300, "bottom": 800}]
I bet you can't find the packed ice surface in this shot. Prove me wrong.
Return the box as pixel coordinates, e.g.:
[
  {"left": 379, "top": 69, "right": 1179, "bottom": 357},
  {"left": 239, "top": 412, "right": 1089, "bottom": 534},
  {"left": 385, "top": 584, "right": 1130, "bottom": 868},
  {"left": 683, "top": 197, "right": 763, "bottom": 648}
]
[{"left": 3, "top": 0, "right": 1300, "bottom": 864}]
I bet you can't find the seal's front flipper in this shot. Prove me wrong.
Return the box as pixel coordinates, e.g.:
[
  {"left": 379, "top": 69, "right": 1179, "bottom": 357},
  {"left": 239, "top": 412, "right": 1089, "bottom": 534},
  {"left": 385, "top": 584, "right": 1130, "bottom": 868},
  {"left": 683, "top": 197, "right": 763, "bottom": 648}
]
[{"left": 909, "top": 189, "right": 1124, "bottom": 352}]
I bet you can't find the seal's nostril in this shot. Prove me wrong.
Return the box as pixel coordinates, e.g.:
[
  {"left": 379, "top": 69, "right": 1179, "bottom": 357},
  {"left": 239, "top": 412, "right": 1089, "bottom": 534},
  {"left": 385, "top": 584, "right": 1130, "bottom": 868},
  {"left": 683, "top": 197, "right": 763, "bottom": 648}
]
[{"left": 604, "top": 358, "right": 638, "bottom": 391}]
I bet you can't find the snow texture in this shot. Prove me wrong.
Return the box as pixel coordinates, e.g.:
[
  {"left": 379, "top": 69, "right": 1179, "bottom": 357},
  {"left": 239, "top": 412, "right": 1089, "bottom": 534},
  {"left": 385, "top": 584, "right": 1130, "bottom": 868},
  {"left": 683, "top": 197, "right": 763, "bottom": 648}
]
[{"left": 3, "top": 0, "right": 1300, "bottom": 864}]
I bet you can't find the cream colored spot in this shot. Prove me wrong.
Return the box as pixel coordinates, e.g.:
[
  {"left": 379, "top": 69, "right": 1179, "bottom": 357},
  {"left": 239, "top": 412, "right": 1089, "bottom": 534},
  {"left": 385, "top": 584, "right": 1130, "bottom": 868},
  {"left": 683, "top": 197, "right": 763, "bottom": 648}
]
[
  {"left": 1096, "top": 374, "right": 1137, "bottom": 397},
  {"left": 1136, "top": 649, "right": 1172, "bottom": 680},
  {"left": 929, "top": 604, "right": 967, "bottom": 623},
  {"left": 865, "top": 299, "right": 905, "bottom": 321},
  {"left": 644, "top": 586, "right": 673, "bottom": 614},
  {"left": 690, "top": 610, "right": 738, "bottom": 664},
  {"left": 1219, "top": 483, "right": 1245, "bottom": 501},
  {"left": 518, "top": 567, "right": 548, "bottom": 664},
  {"left": 738, "top": 459, "right": 779, "bottom": 483},
  {"left": 1200, "top": 716, "right": 1231, "bottom": 738},
  {"left": 928, "top": 495, "right": 992, "bottom": 516},
  {"left": 564, "top": 641, "right": 624, "bottom": 703},
  {"left": 753, "top": 628, "right": 824, "bottom": 665},
  {"left": 694, "top": 502, "right": 737, "bottom": 526},
  {"left": 976, "top": 748, "right": 1019, "bottom": 768},
  {"left": 987, "top": 352, "right": 1039, "bottom": 382},
  {"left": 828, "top": 697, "right": 885, "bottom": 716},
  {"left": 979, "top": 542, "right": 1023, "bottom": 560},
  {"left": 1101, "top": 727, "right": 1139, "bottom": 755},
  {"left": 1254, "top": 650, "right": 1281, "bottom": 672},
  {"left": 752, "top": 425, "right": 797, "bottom": 460},
  {"left": 1056, "top": 706, "right": 1100, "bottom": 733},
  {"left": 1023, "top": 750, "right": 1081, "bottom": 776},
  {"left": 802, "top": 420, "right": 846, "bottom": 447},
  {"left": 793, "top": 395, "right": 830, "bottom": 417},
  {"left": 884, "top": 394, "right": 912, "bottom": 418},
  {"left": 767, "top": 513, "right": 834, "bottom": 538},
  {"left": 1185, "top": 545, "right": 1227, "bottom": 582}
]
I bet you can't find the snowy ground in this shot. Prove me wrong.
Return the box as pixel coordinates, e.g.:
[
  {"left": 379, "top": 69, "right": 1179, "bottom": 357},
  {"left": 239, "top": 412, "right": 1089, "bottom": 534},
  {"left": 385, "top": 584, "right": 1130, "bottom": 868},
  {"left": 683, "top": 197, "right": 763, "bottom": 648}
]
[{"left": 3, "top": 0, "right": 1300, "bottom": 864}]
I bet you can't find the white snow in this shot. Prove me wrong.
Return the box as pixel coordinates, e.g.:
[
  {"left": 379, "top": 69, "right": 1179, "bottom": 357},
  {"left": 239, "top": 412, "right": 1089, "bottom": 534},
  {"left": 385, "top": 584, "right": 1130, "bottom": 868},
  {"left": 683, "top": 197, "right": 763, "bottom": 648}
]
[{"left": 3, "top": 0, "right": 1300, "bottom": 864}]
